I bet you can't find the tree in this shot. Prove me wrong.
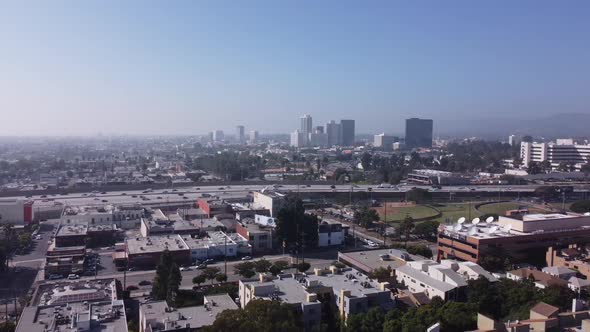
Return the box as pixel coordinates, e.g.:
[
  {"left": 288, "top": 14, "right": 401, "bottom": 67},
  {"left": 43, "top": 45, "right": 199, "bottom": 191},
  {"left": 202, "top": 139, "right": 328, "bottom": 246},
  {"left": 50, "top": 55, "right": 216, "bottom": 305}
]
[
  {"left": 269, "top": 260, "right": 290, "bottom": 276},
  {"left": 166, "top": 263, "right": 182, "bottom": 305},
  {"left": 571, "top": 200, "right": 590, "bottom": 213},
  {"left": 353, "top": 206, "right": 380, "bottom": 229},
  {"left": 192, "top": 275, "right": 206, "bottom": 286},
  {"left": 205, "top": 299, "right": 302, "bottom": 332},
  {"left": 253, "top": 259, "right": 272, "bottom": 273},
  {"left": 297, "top": 262, "right": 311, "bottom": 272},
  {"left": 398, "top": 216, "right": 415, "bottom": 246},
  {"left": 527, "top": 161, "right": 542, "bottom": 175},
  {"left": 534, "top": 186, "right": 559, "bottom": 201},
  {"left": 369, "top": 266, "right": 393, "bottom": 282},
  {"left": 202, "top": 267, "right": 221, "bottom": 285},
  {"left": 152, "top": 250, "right": 175, "bottom": 301},
  {"left": 406, "top": 245, "right": 433, "bottom": 259},
  {"left": 412, "top": 220, "right": 439, "bottom": 240},
  {"left": 215, "top": 273, "right": 228, "bottom": 283},
  {"left": 234, "top": 261, "right": 256, "bottom": 278},
  {"left": 276, "top": 196, "right": 319, "bottom": 249}
]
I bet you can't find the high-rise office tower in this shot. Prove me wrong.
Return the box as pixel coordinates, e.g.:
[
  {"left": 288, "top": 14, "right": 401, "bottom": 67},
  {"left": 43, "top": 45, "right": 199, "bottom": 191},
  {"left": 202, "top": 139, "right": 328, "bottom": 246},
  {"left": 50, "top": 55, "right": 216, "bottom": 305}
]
[
  {"left": 314, "top": 126, "right": 324, "bottom": 134},
  {"left": 236, "top": 125, "right": 245, "bottom": 143},
  {"left": 290, "top": 130, "right": 306, "bottom": 148},
  {"left": 213, "top": 130, "right": 225, "bottom": 142},
  {"left": 340, "top": 120, "right": 355, "bottom": 146},
  {"left": 405, "top": 118, "right": 433, "bottom": 148},
  {"left": 250, "top": 130, "right": 259, "bottom": 143},
  {"left": 326, "top": 120, "right": 342, "bottom": 146},
  {"left": 300, "top": 114, "right": 313, "bottom": 134}
]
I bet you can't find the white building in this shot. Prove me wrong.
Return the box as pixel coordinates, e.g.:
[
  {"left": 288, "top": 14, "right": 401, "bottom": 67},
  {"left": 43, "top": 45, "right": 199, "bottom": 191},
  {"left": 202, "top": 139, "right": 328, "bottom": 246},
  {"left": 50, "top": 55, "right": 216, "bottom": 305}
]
[
  {"left": 395, "top": 259, "right": 493, "bottom": 300},
  {"left": 318, "top": 222, "right": 345, "bottom": 247},
  {"left": 308, "top": 132, "right": 329, "bottom": 147},
  {"left": 521, "top": 140, "right": 590, "bottom": 169},
  {"left": 290, "top": 130, "right": 307, "bottom": 148},
  {"left": 181, "top": 231, "right": 241, "bottom": 261},
  {"left": 508, "top": 134, "right": 518, "bottom": 146},
  {"left": 253, "top": 191, "right": 285, "bottom": 217},
  {"left": 300, "top": 114, "right": 313, "bottom": 134},
  {"left": 0, "top": 199, "right": 34, "bottom": 226},
  {"left": 254, "top": 214, "right": 276, "bottom": 227},
  {"left": 249, "top": 130, "right": 259, "bottom": 143},
  {"left": 213, "top": 130, "right": 224, "bottom": 142},
  {"left": 373, "top": 133, "right": 396, "bottom": 150}
]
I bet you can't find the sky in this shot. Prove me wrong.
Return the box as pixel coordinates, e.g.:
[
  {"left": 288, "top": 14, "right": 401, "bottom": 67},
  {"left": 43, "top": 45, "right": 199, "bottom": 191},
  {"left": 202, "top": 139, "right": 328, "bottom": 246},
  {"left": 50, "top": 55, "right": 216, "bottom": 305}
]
[{"left": 1, "top": 1, "right": 589, "bottom": 137}]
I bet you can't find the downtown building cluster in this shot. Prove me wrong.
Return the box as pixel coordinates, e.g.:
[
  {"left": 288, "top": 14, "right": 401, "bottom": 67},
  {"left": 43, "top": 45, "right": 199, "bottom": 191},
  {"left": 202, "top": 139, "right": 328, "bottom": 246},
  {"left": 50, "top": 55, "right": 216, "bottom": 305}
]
[{"left": 290, "top": 114, "right": 355, "bottom": 148}]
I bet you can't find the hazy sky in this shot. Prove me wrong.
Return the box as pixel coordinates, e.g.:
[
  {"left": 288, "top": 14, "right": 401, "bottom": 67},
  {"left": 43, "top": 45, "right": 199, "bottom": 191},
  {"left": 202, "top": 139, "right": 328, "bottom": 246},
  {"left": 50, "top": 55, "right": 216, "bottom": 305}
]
[{"left": 1, "top": 1, "right": 589, "bottom": 136}]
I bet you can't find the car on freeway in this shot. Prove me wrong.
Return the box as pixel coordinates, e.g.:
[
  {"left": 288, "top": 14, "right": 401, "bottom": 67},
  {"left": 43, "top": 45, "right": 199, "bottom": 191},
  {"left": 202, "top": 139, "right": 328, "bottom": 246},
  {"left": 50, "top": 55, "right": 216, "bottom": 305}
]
[
  {"left": 68, "top": 274, "right": 80, "bottom": 280},
  {"left": 48, "top": 274, "right": 63, "bottom": 280},
  {"left": 218, "top": 187, "right": 224, "bottom": 190},
  {"left": 330, "top": 185, "right": 336, "bottom": 189},
  {"left": 139, "top": 280, "right": 151, "bottom": 286},
  {"left": 241, "top": 256, "right": 252, "bottom": 261}
]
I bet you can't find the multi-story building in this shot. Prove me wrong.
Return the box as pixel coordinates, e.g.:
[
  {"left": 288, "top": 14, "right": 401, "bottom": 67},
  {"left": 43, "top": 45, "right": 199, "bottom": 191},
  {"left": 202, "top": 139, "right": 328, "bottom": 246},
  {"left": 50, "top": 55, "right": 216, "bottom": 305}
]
[
  {"left": 213, "top": 130, "right": 224, "bottom": 142},
  {"left": 290, "top": 130, "right": 307, "bottom": 148},
  {"left": 405, "top": 118, "right": 433, "bottom": 149},
  {"left": 249, "top": 130, "right": 259, "bottom": 143},
  {"left": 407, "top": 169, "right": 469, "bottom": 185},
  {"left": 318, "top": 222, "right": 345, "bottom": 247},
  {"left": 521, "top": 140, "right": 590, "bottom": 169},
  {"left": 340, "top": 119, "right": 355, "bottom": 146},
  {"left": 308, "top": 132, "right": 329, "bottom": 147},
  {"left": 437, "top": 213, "right": 590, "bottom": 264},
  {"left": 236, "top": 125, "right": 245, "bottom": 143},
  {"left": 0, "top": 199, "right": 34, "bottom": 226},
  {"left": 546, "top": 245, "right": 590, "bottom": 280},
  {"left": 17, "top": 279, "right": 128, "bottom": 332},
  {"left": 300, "top": 114, "right": 313, "bottom": 134},
  {"left": 252, "top": 191, "right": 285, "bottom": 217},
  {"left": 197, "top": 198, "right": 232, "bottom": 217},
  {"left": 239, "top": 267, "right": 394, "bottom": 330},
  {"left": 396, "top": 259, "right": 495, "bottom": 300},
  {"left": 139, "top": 294, "right": 238, "bottom": 332},
  {"left": 236, "top": 218, "right": 275, "bottom": 253},
  {"left": 45, "top": 244, "right": 86, "bottom": 276},
  {"left": 325, "top": 120, "right": 342, "bottom": 146},
  {"left": 181, "top": 231, "right": 241, "bottom": 261},
  {"left": 373, "top": 133, "right": 397, "bottom": 150},
  {"left": 126, "top": 234, "right": 191, "bottom": 267}
]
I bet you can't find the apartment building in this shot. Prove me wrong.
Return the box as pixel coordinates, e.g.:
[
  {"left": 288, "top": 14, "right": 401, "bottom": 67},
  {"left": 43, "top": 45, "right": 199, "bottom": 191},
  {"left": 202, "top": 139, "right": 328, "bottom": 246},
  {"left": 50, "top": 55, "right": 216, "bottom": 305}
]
[{"left": 521, "top": 140, "right": 590, "bottom": 169}]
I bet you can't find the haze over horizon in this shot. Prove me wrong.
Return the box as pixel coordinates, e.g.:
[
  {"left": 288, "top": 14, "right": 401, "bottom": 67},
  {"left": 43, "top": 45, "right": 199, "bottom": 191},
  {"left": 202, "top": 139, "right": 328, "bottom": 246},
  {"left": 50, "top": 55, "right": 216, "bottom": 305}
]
[{"left": 1, "top": 1, "right": 589, "bottom": 137}]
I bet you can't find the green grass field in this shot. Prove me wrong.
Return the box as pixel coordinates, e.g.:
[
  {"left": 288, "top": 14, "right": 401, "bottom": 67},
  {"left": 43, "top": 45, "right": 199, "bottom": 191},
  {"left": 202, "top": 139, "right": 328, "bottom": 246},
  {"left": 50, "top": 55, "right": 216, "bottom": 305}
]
[
  {"left": 381, "top": 205, "right": 439, "bottom": 222},
  {"left": 478, "top": 202, "right": 548, "bottom": 215},
  {"left": 432, "top": 203, "right": 481, "bottom": 224}
]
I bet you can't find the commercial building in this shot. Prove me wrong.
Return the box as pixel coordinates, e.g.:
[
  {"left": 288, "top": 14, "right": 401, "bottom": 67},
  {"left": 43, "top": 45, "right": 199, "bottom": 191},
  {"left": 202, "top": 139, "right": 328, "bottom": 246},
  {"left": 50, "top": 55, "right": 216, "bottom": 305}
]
[
  {"left": 437, "top": 213, "right": 590, "bottom": 264},
  {"left": 340, "top": 119, "right": 355, "bottom": 146},
  {"left": 213, "top": 130, "right": 224, "bottom": 142},
  {"left": 139, "top": 294, "right": 238, "bottom": 332},
  {"left": 239, "top": 267, "right": 394, "bottom": 330},
  {"left": 290, "top": 130, "right": 307, "bottom": 148},
  {"left": 373, "top": 133, "right": 397, "bottom": 151},
  {"left": 300, "top": 114, "right": 313, "bottom": 134},
  {"left": 308, "top": 132, "right": 329, "bottom": 147},
  {"left": 252, "top": 191, "right": 285, "bottom": 217},
  {"left": 45, "top": 244, "right": 86, "bottom": 276},
  {"left": 61, "top": 204, "right": 143, "bottom": 230},
  {"left": 55, "top": 223, "right": 89, "bottom": 247},
  {"left": 180, "top": 231, "right": 241, "bottom": 261},
  {"left": 405, "top": 118, "right": 433, "bottom": 149},
  {"left": 0, "top": 199, "right": 34, "bottom": 226},
  {"left": 546, "top": 245, "right": 590, "bottom": 280},
  {"left": 236, "top": 125, "right": 245, "bottom": 143},
  {"left": 338, "top": 248, "right": 424, "bottom": 275},
  {"left": 126, "top": 234, "right": 191, "bottom": 267},
  {"left": 17, "top": 279, "right": 128, "bottom": 332},
  {"left": 318, "top": 222, "right": 345, "bottom": 247},
  {"left": 197, "top": 198, "right": 232, "bottom": 217},
  {"left": 236, "top": 218, "right": 275, "bottom": 253},
  {"left": 507, "top": 268, "right": 568, "bottom": 289},
  {"left": 249, "top": 130, "right": 259, "bottom": 143},
  {"left": 407, "top": 169, "right": 469, "bottom": 185},
  {"left": 521, "top": 140, "right": 590, "bottom": 169},
  {"left": 326, "top": 120, "right": 342, "bottom": 146},
  {"left": 140, "top": 209, "right": 200, "bottom": 237}
]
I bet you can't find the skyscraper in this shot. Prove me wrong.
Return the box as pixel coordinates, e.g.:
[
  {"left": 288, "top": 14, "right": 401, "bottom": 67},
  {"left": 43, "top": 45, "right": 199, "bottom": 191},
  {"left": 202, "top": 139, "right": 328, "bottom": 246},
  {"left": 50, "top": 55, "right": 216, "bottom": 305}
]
[
  {"left": 290, "top": 130, "right": 306, "bottom": 148},
  {"left": 213, "top": 130, "right": 224, "bottom": 142},
  {"left": 340, "top": 120, "right": 355, "bottom": 146},
  {"left": 236, "top": 125, "right": 245, "bottom": 143},
  {"left": 405, "top": 118, "right": 433, "bottom": 148},
  {"left": 300, "top": 114, "right": 313, "bottom": 134},
  {"left": 326, "top": 120, "right": 341, "bottom": 147},
  {"left": 250, "top": 130, "right": 259, "bottom": 143}
]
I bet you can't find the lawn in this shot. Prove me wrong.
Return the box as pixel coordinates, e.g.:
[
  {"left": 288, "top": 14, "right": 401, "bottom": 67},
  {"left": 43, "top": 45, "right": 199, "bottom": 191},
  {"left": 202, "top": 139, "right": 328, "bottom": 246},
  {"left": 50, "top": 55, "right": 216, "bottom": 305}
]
[
  {"left": 376, "top": 204, "right": 439, "bottom": 223},
  {"left": 432, "top": 203, "right": 481, "bottom": 224},
  {"left": 478, "top": 202, "right": 548, "bottom": 215}
]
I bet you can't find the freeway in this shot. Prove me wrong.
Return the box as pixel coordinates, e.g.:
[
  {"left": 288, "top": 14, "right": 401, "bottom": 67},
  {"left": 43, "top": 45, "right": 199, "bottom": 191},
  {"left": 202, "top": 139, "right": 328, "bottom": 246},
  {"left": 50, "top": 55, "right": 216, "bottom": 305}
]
[{"left": 10, "top": 183, "right": 589, "bottom": 209}]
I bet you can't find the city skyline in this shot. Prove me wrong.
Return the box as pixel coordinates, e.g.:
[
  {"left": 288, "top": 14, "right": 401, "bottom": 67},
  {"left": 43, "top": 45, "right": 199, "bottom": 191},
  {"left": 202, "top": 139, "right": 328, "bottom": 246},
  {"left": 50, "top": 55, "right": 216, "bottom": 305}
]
[{"left": 2, "top": 1, "right": 590, "bottom": 137}]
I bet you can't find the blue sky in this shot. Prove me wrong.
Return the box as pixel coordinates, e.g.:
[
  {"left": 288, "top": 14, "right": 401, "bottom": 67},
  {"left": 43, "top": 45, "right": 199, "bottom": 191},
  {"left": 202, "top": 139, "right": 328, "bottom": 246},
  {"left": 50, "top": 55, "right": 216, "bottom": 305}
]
[{"left": 1, "top": 1, "right": 589, "bottom": 136}]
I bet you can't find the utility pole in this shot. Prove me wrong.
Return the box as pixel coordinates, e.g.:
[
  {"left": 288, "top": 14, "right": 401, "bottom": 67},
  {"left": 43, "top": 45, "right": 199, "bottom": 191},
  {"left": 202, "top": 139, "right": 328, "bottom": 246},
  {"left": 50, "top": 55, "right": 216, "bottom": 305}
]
[{"left": 224, "top": 235, "right": 227, "bottom": 276}]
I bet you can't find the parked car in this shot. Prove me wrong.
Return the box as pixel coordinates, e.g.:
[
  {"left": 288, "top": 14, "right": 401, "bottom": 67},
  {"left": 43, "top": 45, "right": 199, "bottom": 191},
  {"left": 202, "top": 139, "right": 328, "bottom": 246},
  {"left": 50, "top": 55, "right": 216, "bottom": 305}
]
[
  {"left": 138, "top": 280, "right": 151, "bottom": 286},
  {"left": 48, "top": 274, "right": 63, "bottom": 280},
  {"left": 68, "top": 274, "right": 80, "bottom": 280},
  {"left": 196, "top": 264, "right": 207, "bottom": 269},
  {"left": 241, "top": 256, "right": 253, "bottom": 261}
]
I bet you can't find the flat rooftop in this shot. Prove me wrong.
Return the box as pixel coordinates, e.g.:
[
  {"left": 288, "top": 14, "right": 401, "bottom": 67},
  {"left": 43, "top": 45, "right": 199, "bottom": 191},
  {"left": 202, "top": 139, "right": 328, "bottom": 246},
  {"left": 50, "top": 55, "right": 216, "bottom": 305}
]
[
  {"left": 522, "top": 213, "right": 576, "bottom": 221},
  {"left": 18, "top": 300, "right": 127, "bottom": 332},
  {"left": 339, "top": 249, "right": 424, "bottom": 273},
  {"left": 34, "top": 279, "right": 118, "bottom": 306},
  {"left": 126, "top": 234, "right": 189, "bottom": 255},
  {"left": 140, "top": 294, "right": 237, "bottom": 331},
  {"left": 57, "top": 223, "right": 88, "bottom": 237}
]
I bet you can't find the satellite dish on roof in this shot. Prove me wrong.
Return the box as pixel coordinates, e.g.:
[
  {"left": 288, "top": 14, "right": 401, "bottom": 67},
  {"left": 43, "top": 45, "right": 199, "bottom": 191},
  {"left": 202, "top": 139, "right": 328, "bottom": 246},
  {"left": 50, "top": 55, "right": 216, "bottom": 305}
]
[
  {"left": 503, "top": 224, "right": 512, "bottom": 233},
  {"left": 472, "top": 217, "right": 480, "bottom": 225},
  {"left": 486, "top": 216, "right": 494, "bottom": 223},
  {"left": 468, "top": 227, "right": 477, "bottom": 236},
  {"left": 454, "top": 224, "right": 462, "bottom": 232},
  {"left": 488, "top": 226, "right": 499, "bottom": 234},
  {"left": 458, "top": 217, "right": 466, "bottom": 224}
]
